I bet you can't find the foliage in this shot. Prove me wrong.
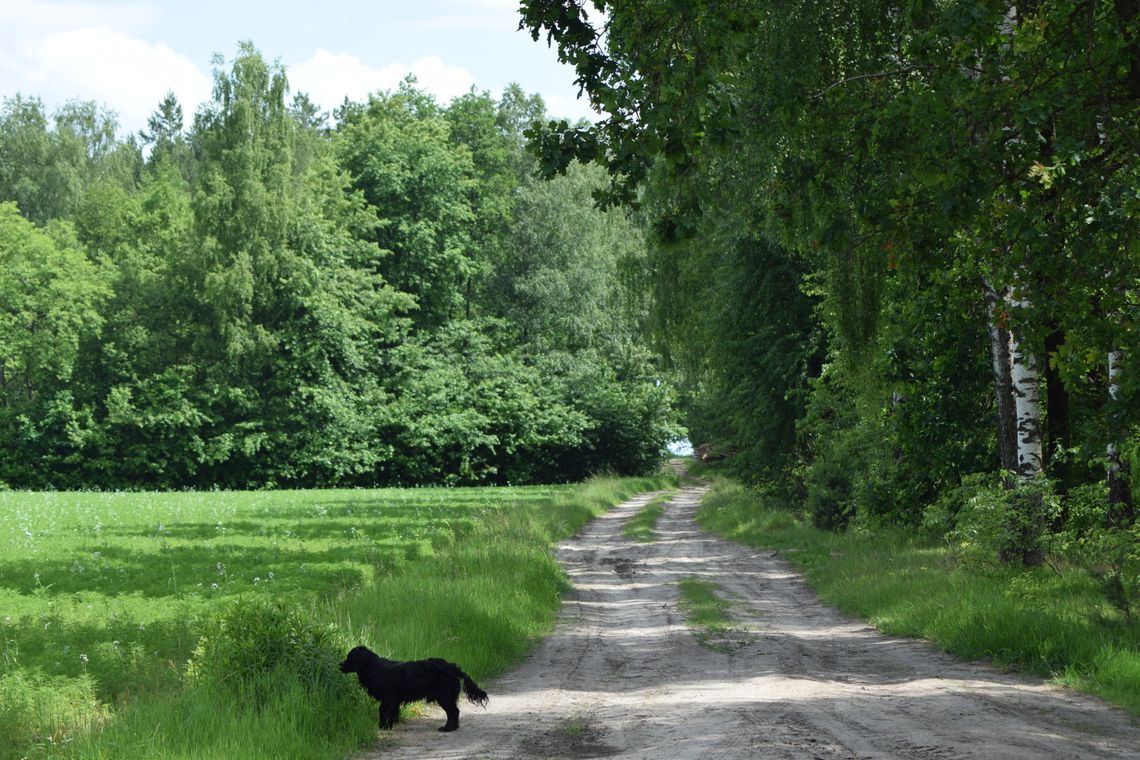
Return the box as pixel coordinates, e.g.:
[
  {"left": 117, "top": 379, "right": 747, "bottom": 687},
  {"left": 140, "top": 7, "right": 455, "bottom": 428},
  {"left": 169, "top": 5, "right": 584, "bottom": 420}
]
[
  {"left": 1051, "top": 484, "right": 1140, "bottom": 623},
  {"left": 0, "top": 43, "right": 677, "bottom": 488},
  {"left": 948, "top": 477, "right": 1062, "bottom": 568},
  {"left": 188, "top": 598, "right": 345, "bottom": 697},
  {"left": 518, "top": 1, "right": 1139, "bottom": 566}
]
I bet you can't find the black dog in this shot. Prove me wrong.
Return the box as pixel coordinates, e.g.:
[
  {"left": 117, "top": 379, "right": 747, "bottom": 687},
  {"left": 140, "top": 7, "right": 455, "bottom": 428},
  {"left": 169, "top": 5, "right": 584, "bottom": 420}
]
[{"left": 339, "top": 645, "right": 489, "bottom": 732}]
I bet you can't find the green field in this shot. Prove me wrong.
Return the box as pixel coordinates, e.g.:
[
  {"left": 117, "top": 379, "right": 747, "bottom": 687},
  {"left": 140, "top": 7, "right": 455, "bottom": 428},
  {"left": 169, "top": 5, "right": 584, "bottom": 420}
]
[{"left": 0, "top": 475, "right": 673, "bottom": 759}]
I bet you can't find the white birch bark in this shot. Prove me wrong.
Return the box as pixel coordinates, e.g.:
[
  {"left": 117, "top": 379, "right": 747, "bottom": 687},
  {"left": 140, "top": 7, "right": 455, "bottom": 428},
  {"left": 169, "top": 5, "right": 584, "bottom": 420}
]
[
  {"left": 1006, "top": 292, "right": 1043, "bottom": 479},
  {"left": 1108, "top": 347, "right": 1123, "bottom": 462}
]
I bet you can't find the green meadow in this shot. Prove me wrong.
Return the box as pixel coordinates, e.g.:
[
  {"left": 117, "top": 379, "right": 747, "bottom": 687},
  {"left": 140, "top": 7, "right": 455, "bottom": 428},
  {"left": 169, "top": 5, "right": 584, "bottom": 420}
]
[{"left": 0, "top": 474, "right": 674, "bottom": 759}]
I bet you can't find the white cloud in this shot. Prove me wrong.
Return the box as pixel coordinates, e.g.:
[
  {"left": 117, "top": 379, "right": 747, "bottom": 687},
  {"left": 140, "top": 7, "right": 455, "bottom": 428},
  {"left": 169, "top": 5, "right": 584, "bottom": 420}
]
[
  {"left": 541, "top": 91, "right": 599, "bottom": 124},
  {"left": 288, "top": 49, "right": 476, "bottom": 112},
  {"left": 0, "top": 4, "right": 210, "bottom": 137},
  {"left": 0, "top": 0, "right": 158, "bottom": 32},
  {"left": 22, "top": 26, "right": 210, "bottom": 131}
]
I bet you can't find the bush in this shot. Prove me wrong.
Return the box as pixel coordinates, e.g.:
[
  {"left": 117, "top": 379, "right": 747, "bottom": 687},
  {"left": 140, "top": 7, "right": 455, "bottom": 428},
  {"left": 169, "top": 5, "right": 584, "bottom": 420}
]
[
  {"left": 1053, "top": 484, "right": 1140, "bottom": 623},
  {"left": 949, "top": 477, "right": 1060, "bottom": 567},
  {"left": 0, "top": 673, "right": 108, "bottom": 759},
  {"left": 187, "top": 598, "right": 346, "bottom": 699},
  {"left": 805, "top": 453, "right": 854, "bottom": 530},
  {"left": 921, "top": 472, "right": 1000, "bottom": 538}
]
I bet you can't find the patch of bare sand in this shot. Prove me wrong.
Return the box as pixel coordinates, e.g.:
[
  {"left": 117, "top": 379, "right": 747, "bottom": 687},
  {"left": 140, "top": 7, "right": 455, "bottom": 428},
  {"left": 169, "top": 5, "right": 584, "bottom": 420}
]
[{"left": 359, "top": 483, "right": 1140, "bottom": 759}]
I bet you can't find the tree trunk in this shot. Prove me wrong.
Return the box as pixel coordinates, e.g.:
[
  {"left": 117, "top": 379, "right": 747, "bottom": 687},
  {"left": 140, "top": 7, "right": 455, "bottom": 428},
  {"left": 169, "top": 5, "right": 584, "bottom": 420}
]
[
  {"left": 1007, "top": 314, "right": 1044, "bottom": 478},
  {"left": 982, "top": 280, "right": 1018, "bottom": 478},
  {"left": 1107, "top": 348, "right": 1135, "bottom": 527},
  {"left": 1002, "top": 287, "right": 1046, "bottom": 566}
]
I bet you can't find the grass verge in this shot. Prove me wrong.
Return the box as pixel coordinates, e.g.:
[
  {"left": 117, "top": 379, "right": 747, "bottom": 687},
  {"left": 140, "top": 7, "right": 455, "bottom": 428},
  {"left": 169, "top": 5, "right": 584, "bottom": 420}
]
[
  {"left": 695, "top": 476, "right": 1140, "bottom": 716},
  {"left": 0, "top": 473, "right": 675, "bottom": 759}
]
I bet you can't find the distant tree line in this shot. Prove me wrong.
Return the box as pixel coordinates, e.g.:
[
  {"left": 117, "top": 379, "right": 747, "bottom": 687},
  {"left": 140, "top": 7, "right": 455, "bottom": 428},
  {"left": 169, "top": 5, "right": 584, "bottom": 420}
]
[
  {"left": 520, "top": 1, "right": 1137, "bottom": 571},
  {"left": 0, "top": 43, "right": 677, "bottom": 489}
]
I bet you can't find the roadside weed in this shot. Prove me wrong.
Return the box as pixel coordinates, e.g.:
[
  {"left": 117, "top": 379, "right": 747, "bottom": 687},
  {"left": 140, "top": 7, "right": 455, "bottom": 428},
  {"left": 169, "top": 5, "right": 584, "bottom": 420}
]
[{"left": 676, "top": 577, "right": 750, "bottom": 653}]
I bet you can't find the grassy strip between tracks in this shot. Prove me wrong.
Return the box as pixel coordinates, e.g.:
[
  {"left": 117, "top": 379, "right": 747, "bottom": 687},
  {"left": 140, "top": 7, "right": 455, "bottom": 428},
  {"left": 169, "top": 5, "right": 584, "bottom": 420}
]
[
  {"left": 0, "top": 473, "right": 675, "bottom": 760},
  {"left": 676, "top": 577, "right": 744, "bottom": 654},
  {"left": 622, "top": 493, "right": 673, "bottom": 543},
  {"left": 694, "top": 475, "right": 1140, "bottom": 717}
]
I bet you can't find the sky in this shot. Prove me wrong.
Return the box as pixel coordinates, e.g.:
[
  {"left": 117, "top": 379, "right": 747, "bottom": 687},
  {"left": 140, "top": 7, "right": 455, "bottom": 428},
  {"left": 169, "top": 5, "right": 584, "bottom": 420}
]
[{"left": 0, "top": 0, "right": 598, "bottom": 136}]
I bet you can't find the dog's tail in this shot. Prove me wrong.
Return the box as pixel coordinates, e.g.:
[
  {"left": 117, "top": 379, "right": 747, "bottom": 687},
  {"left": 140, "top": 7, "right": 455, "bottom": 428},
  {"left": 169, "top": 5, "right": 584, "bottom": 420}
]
[{"left": 458, "top": 669, "right": 489, "bottom": 707}]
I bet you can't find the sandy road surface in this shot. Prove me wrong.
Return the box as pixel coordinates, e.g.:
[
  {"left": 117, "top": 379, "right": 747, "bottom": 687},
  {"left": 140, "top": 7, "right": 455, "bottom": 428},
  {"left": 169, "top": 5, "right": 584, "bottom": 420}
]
[{"left": 362, "top": 482, "right": 1139, "bottom": 759}]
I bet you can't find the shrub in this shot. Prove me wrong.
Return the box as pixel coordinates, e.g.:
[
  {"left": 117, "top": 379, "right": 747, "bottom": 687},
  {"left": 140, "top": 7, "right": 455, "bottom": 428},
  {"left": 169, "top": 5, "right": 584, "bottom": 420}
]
[
  {"left": 921, "top": 472, "right": 1000, "bottom": 538},
  {"left": 1053, "top": 484, "right": 1140, "bottom": 623},
  {"left": 0, "top": 673, "right": 108, "bottom": 758},
  {"left": 187, "top": 598, "right": 345, "bottom": 698},
  {"left": 949, "top": 478, "right": 1061, "bottom": 567}
]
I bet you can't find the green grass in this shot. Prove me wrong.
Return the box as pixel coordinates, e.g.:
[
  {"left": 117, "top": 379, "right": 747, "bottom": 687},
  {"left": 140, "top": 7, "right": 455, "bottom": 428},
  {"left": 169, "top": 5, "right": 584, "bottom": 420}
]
[
  {"left": 622, "top": 493, "right": 673, "bottom": 543},
  {"left": 695, "top": 476, "right": 1140, "bottom": 715},
  {"left": 0, "top": 473, "right": 675, "bottom": 759},
  {"left": 676, "top": 577, "right": 743, "bottom": 652}
]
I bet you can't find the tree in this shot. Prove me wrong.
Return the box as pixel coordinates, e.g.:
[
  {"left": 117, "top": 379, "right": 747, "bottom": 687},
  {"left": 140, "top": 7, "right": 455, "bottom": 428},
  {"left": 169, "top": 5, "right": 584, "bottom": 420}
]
[
  {"left": 336, "top": 81, "right": 478, "bottom": 330},
  {"left": 518, "top": 0, "right": 1139, "bottom": 546},
  {"left": 0, "top": 203, "right": 111, "bottom": 485}
]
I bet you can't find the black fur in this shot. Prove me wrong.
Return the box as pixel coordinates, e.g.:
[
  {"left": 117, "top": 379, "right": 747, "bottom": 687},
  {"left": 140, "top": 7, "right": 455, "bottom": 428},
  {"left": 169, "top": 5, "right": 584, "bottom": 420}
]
[{"left": 339, "top": 645, "right": 489, "bottom": 732}]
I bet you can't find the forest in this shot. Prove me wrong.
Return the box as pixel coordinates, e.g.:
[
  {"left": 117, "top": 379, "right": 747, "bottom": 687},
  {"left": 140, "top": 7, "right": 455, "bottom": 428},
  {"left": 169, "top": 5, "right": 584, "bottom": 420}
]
[
  {"left": 0, "top": 44, "right": 676, "bottom": 490},
  {"left": 515, "top": 0, "right": 1138, "bottom": 587},
  {"left": 2, "top": 1, "right": 1138, "bottom": 578}
]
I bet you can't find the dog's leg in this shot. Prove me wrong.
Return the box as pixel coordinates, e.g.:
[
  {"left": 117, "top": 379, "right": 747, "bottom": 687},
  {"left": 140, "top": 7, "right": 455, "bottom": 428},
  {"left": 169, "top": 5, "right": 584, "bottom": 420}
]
[
  {"left": 379, "top": 701, "right": 400, "bottom": 730},
  {"left": 439, "top": 699, "right": 460, "bottom": 732}
]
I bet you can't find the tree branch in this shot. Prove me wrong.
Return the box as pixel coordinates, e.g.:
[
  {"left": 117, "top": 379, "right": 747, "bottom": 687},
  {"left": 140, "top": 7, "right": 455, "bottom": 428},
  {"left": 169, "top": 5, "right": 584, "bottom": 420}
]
[{"left": 810, "top": 67, "right": 927, "bottom": 100}]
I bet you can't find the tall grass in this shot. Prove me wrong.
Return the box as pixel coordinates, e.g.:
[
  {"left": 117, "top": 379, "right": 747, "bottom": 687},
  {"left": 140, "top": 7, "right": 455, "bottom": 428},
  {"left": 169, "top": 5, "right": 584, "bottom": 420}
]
[
  {"left": 696, "top": 477, "right": 1140, "bottom": 715},
  {"left": 0, "top": 473, "right": 674, "bottom": 759}
]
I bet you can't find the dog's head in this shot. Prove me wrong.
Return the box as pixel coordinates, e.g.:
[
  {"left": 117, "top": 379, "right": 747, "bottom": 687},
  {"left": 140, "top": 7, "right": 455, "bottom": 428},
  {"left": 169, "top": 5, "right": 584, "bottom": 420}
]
[{"left": 339, "top": 645, "right": 372, "bottom": 674}]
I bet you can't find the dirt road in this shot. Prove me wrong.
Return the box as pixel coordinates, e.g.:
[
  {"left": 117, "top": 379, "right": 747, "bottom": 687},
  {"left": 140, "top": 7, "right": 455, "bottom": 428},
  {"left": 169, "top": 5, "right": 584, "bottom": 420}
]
[{"left": 365, "top": 482, "right": 1139, "bottom": 759}]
